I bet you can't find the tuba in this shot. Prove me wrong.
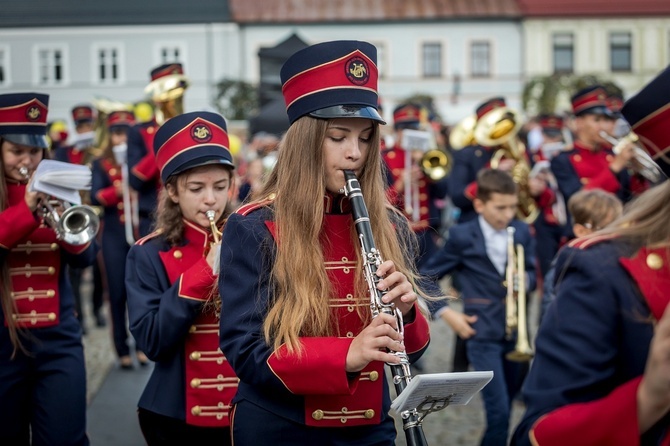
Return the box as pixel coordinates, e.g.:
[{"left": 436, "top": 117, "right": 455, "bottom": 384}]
[
  {"left": 448, "top": 114, "right": 477, "bottom": 150},
  {"left": 504, "top": 227, "right": 534, "bottom": 362},
  {"left": 474, "top": 107, "right": 539, "bottom": 223},
  {"left": 144, "top": 71, "right": 190, "bottom": 125}
]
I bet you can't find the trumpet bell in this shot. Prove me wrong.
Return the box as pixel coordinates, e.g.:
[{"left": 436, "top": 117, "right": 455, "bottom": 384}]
[
  {"left": 57, "top": 205, "right": 100, "bottom": 246},
  {"left": 421, "top": 149, "right": 451, "bottom": 181}
]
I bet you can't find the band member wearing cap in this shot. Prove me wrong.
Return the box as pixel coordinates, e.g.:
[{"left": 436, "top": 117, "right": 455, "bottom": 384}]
[
  {"left": 218, "top": 40, "right": 430, "bottom": 445},
  {"left": 54, "top": 104, "right": 106, "bottom": 333},
  {"left": 91, "top": 110, "right": 148, "bottom": 370},
  {"left": 126, "top": 111, "right": 237, "bottom": 444},
  {"left": 512, "top": 66, "right": 670, "bottom": 446},
  {"left": 382, "top": 103, "right": 449, "bottom": 268},
  {"left": 127, "top": 63, "right": 190, "bottom": 238},
  {"left": 550, "top": 85, "right": 636, "bottom": 208},
  {"left": 0, "top": 93, "right": 96, "bottom": 445}
]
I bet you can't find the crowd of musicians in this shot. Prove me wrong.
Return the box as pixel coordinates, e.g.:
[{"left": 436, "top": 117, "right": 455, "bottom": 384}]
[{"left": 1, "top": 38, "right": 670, "bottom": 446}]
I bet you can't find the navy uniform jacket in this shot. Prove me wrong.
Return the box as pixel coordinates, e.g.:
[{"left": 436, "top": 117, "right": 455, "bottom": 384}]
[
  {"left": 512, "top": 236, "right": 670, "bottom": 446},
  {"left": 126, "top": 221, "right": 237, "bottom": 426},
  {"left": 127, "top": 120, "right": 160, "bottom": 235},
  {"left": 218, "top": 198, "right": 430, "bottom": 430},
  {"left": 448, "top": 144, "right": 493, "bottom": 223},
  {"left": 420, "top": 217, "right": 537, "bottom": 341}
]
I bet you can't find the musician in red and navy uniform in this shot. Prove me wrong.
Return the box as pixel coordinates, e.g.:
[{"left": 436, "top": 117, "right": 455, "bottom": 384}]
[
  {"left": 54, "top": 104, "right": 106, "bottom": 332},
  {"left": 218, "top": 40, "right": 430, "bottom": 445},
  {"left": 127, "top": 63, "right": 189, "bottom": 237},
  {"left": 126, "top": 110, "right": 237, "bottom": 444},
  {"left": 91, "top": 110, "right": 148, "bottom": 369},
  {"left": 0, "top": 93, "right": 95, "bottom": 445},
  {"left": 529, "top": 114, "right": 569, "bottom": 280},
  {"left": 550, "top": 85, "right": 636, "bottom": 207},
  {"left": 382, "top": 103, "right": 449, "bottom": 268},
  {"left": 512, "top": 66, "right": 670, "bottom": 446}
]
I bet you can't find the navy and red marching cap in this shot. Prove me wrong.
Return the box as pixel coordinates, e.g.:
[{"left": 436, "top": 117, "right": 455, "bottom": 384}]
[
  {"left": 621, "top": 65, "right": 670, "bottom": 179},
  {"left": 150, "top": 63, "right": 184, "bottom": 81},
  {"left": 571, "top": 85, "right": 612, "bottom": 117},
  {"left": 71, "top": 104, "right": 94, "bottom": 125},
  {"left": 107, "top": 110, "right": 135, "bottom": 130},
  {"left": 606, "top": 93, "right": 624, "bottom": 118},
  {"left": 0, "top": 92, "right": 50, "bottom": 149},
  {"left": 538, "top": 113, "right": 564, "bottom": 137},
  {"left": 475, "top": 97, "right": 506, "bottom": 121},
  {"left": 153, "top": 111, "right": 234, "bottom": 184},
  {"left": 393, "top": 103, "right": 422, "bottom": 130},
  {"left": 280, "top": 40, "right": 385, "bottom": 125}
]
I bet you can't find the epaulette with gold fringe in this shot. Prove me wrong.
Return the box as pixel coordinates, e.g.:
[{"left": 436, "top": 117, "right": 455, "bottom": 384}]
[
  {"left": 568, "top": 232, "right": 619, "bottom": 250},
  {"left": 135, "top": 228, "right": 164, "bottom": 246},
  {"left": 235, "top": 195, "right": 276, "bottom": 216}
]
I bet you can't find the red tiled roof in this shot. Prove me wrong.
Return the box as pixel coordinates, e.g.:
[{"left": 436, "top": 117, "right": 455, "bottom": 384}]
[
  {"left": 229, "top": 0, "right": 521, "bottom": 23},
  {"left": 518, "top": 0, "right": 670, "bottom": 17}
]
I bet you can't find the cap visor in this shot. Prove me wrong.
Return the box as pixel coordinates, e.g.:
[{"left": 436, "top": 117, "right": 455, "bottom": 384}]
[
  {"left": 170, "top": 157, "right": 235, "bottom": 178},
  {"left": 310, "top": 105, "right": 386, "bottom": 124},
  {"left": 577, "top": 106, "right": 614, "bottom": 118},
  {"left": 2, "top": 133, "right": 49, "bottom": 149}
]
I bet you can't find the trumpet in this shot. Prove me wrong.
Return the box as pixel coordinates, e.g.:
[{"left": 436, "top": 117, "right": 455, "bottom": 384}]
[
  {"left": 504, "top": 227, "right": 534, "bottom": 362},
  {"left": 599, "top": 131, "right": 666, "bottom": 183},
  {"left": 206, "top": 210, "right": 222, "bottom": 244}
]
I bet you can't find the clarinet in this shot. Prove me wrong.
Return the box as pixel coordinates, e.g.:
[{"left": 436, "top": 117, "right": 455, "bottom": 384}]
[{"left": 341, "top": 170, "right": 428, "bottom": 446}]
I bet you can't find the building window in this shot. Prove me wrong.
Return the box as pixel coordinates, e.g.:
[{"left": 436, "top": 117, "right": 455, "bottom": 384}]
[
  {"left": 160, "top": 46, "right": 182, "bottom": 64},
  {"left": 97, "top": 47, "right": 120, "bottom": 83},
  {"left": 422, "top": 42, "right": 442, "bottom": 78},
  {"left": 553, "top": 33, "right": 574, "bottom": 74},
  {"left": 471, "top": 41, "right": 490, "bottom": 78},
  {"left": 610, "top": 32, "right": 632, "bottom": 72},
  {"left": 37, "top": 47, "right": 66, "bottom": 85}
]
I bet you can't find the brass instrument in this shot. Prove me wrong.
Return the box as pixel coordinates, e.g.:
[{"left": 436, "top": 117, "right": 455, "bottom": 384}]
[
  {"left": 112, "top": 143, "right": 138, "bottom": 245},
  {"left": 144, "top": 71, "right": 190, "bottom": 125},
  {"left": 206, "top": 210, "right": 221, "bottom": 244},
  {"left": 21, "top": 164, "right": 101, "bottom": 246},
  {"left": 448, "top": 114, "right": 477, "bottom": 150},
  {"left": 92, "top": 97, "right": 133, "bottom": 152},
  {"left": 400, "top": 129, "right": 450, "bottom": 222},
  {"left": 504, "top": 227, "right": 534, "bottom": 362},
  {"left": 599, "top": 131, "right": 666, "bottom": 183},
  {"left": 475, "top": 107, "right": 539, "bottom": 223}
]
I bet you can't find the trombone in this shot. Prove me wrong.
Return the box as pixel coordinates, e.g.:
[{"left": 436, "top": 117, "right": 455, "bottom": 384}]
[
  {"left": 112, "top": 143, "right": 139, "bottom": 246},
  {"left": 504, "top": 226, "right": 534, "bottom": 362}
]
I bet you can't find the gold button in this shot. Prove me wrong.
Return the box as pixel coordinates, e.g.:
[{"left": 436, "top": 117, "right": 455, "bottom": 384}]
[
  {"left": 573, "top": 154, "right": 582, "bottom": 162},
  {"left": 110, "top": 168, "right": 118, "bottom": 176},
  {"left": 191, "top": 406, "right": 201, "bottom": 416},
  {"left": 340, "top": 418, "right": 347, "bottom": 424},
  {"left": 190, "top": 378, "right": 201, "bottom": 388},
  {"left": 364, "top": 409, "right": 375, "bottom": 419},
  {"left": 346, "top": 331, "right": 354, "bottom": 338},
  {"left": 387, "top": 151, "right": 396, "bottom": 159},
  {"left": 48, "top": 313, "right": 57, "bottom": 321},
  {"left": 117, "top": 202, "right": 124, "bottom": 210},
  {"left": 312, "top": 410, "right": 324, "bottom": 420},
  {"left": 48, "top": 267, "right": 56, "bottom": 275},
  {"left": 647, "top": 253, "right": 663, "bottom": 270},
  {"left": 10, "top": 292, "right": 15, "bottom": 298},
  {"left": 190, "top": 351, "right": 201, "bottom": 360},
  {"left": 173, "top": 250, "right": 182, "bottom": 259},
  {"left": 189, "top": 325, "right": 197, "bottom": 333},
  {"left": 47, "top": 289, "right": 55, "bottom": 297},
  {"left": 369, "top": 371, "right": 379, "bottom": 381},
  {"left": 148, "top": 127, "right": 155, "bottom": 134},
  {"left": 50, "top": 243, "right": 58, "bottom": 250}
]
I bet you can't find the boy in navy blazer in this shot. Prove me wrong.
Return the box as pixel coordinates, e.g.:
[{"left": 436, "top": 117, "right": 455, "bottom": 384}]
[{"left": 420, "top": 168, "right": 537, "bottom": 446}]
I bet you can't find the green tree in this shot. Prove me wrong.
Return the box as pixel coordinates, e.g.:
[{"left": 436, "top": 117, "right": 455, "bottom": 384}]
[
  {"left": 214, "top": 79, "right": 258, "bottom": 121},
  {"left": 522, "top": 74, "right": 623, "bottom": 116}
]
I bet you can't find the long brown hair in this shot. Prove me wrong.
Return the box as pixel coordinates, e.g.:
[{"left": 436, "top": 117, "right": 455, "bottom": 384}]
[
  {"left": 255, "top": 116, "right": 422, "bottom": 353},
  {"left": 0, "top": 138, "right": 31, "bottom": 357}
]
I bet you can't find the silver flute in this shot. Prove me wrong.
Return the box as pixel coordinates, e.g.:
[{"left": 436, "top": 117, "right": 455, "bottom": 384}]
[{"left": 340, "top": 169, "right": 428, "bottom": 446}]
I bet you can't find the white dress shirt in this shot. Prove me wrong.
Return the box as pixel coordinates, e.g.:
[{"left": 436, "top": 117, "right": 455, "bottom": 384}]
[{"left": 478, "top": 216, "right": 508, "bottom": 276}]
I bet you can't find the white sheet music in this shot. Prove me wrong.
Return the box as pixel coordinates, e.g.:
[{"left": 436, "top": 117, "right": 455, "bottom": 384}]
[
  {"left": 400, "top": 129, "right": 431, "bottom": 152},
  {"left": 29, "top": 160, "right": 92, "bottom": 204},
  {"left": 391, "top": 371, "right": 493, "bottom": 414}
]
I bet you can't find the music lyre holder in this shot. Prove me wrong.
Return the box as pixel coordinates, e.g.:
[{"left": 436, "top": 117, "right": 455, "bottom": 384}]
[{"left": 414, "top": 394, "right": 454, "bottom": 424}]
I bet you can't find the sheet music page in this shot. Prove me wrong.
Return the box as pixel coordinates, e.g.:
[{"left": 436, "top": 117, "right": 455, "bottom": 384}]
[
  {"left": 400, "top": 129, "right": 431, "bottom": 152},
  {"left": 29, "top": 160, "right": 92, "bottom": 204},
  {"left": 391, "top": 371, "right": 494, "bottom": 414}
]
